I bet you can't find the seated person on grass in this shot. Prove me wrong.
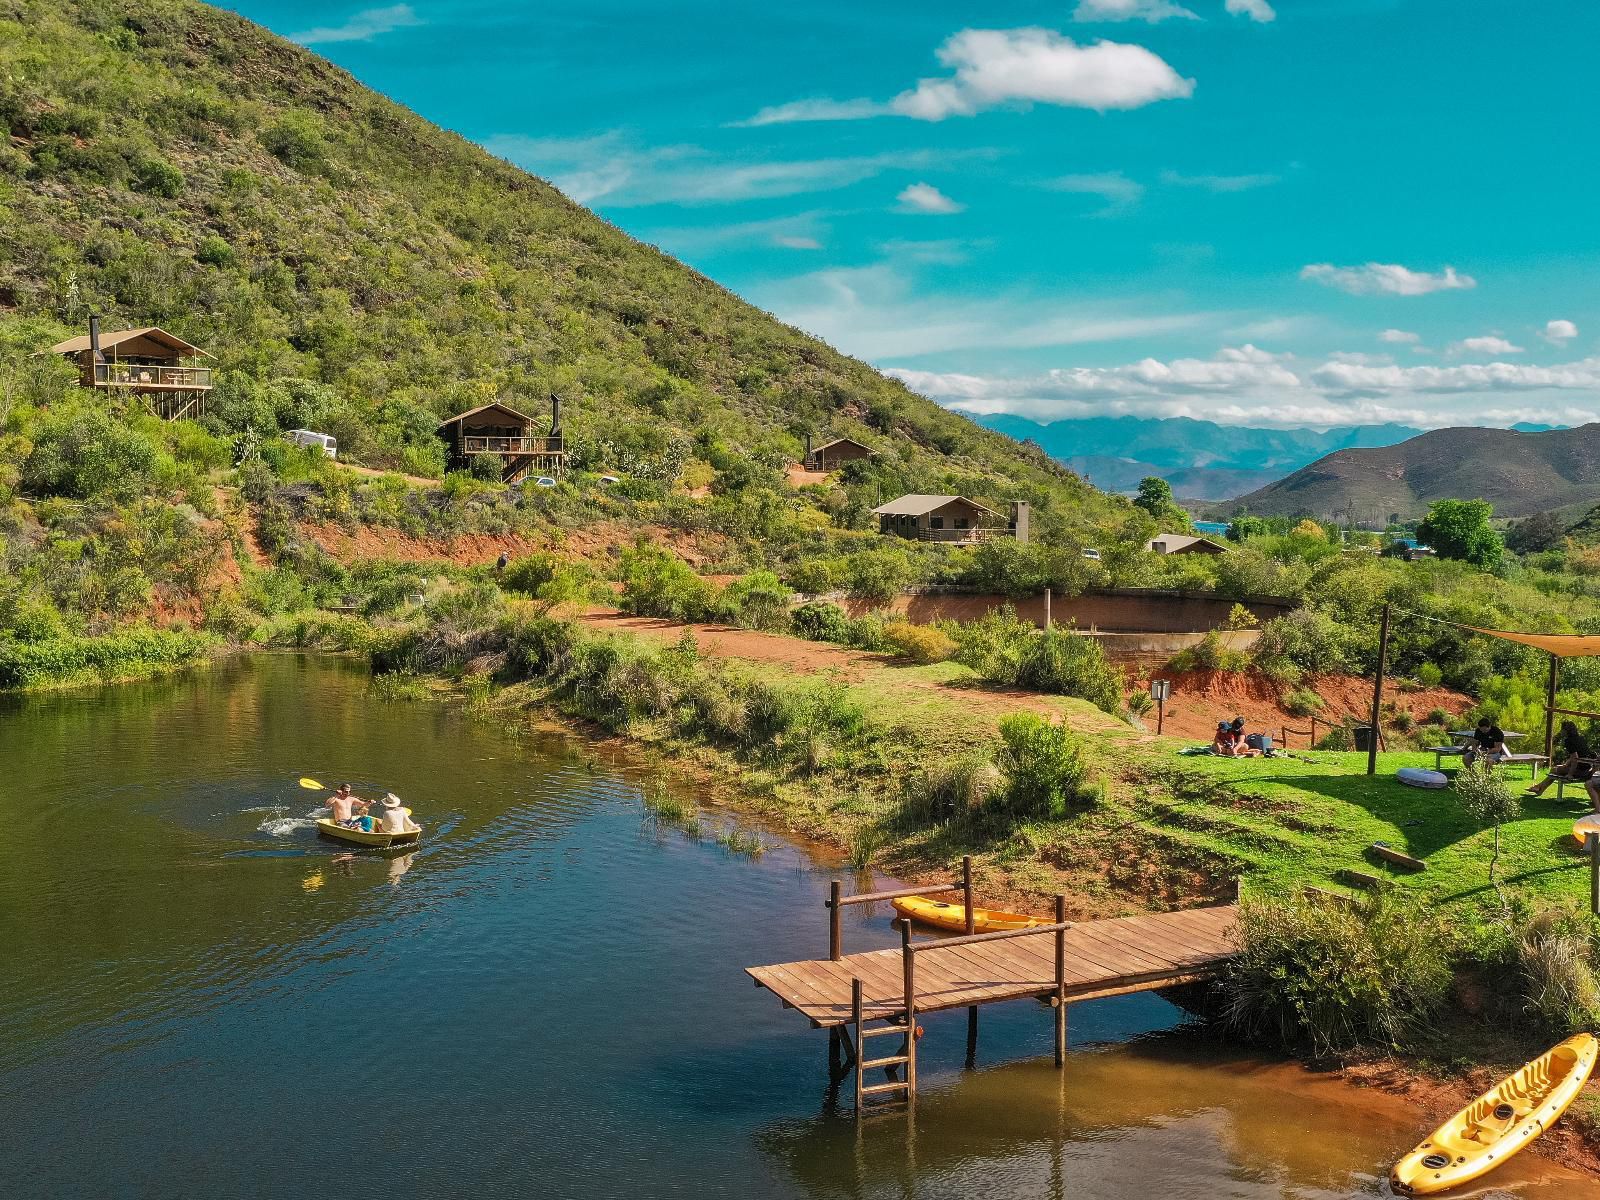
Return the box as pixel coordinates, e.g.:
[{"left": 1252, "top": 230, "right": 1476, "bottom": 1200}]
[
  {"left": 1461, "top": 718, "right": 1509, "bottom": 768},
  {"left": 1527, "top": 720, "right": 1594, "bottom": 797}
]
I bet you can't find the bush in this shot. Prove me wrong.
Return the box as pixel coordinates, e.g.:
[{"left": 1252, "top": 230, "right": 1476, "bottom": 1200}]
[
  {"left": 1125, "top": 689, "right": 1154, "bottom": 716},
  {"left": 1015, "top": 628, "right": 1122, "bottom": 713},
  {"left": 882, "top": 620, "right": 955, "bottom": 664},
  {"left": 1416, "top": 662, "right": 1443, "bottom": 688},
  {"left": 1455, "top": 760, "right": 1521, "bottom": 896},
  {"left": 895, "top": 751, "right": 1003, "bottom": 828},
  {"left": 1517, "top": 905, "right": 1600, "bottom": 1034},
  {"left": 1283, "top": 688, "right": 1324, "bottom": 718},
  {"left": 1223, "top": 893, "right": 1453, "bottom": 1056},
  {"left": 1252, "top": 609, "right": 1354, "bottom": 676},
  {"left": 618, "top": 544, "right": 716, "bottom": 621},
  {"left": 0, "top": 627, "right": 213, "bottom": 690},
  {"left": 1170, "top": 629, "right": 1248, "bottom": 673},
  {"left": 720, "top": 571, "right": 792, "bottom": 632},
  {"left": 995, "top": 713, "right": 1098, "bottom": 819},
  {"left": 791, "top": 601, "right": 850, "bottom": 643},
  {"left": 23, "top": 406, "right": 166, "bottom": 499},
  {"left": 131, "top": 155, "right": 184, "bottom": 197},
  {"left": 196, "top": 235, "right": 235, "bottom": 267}
]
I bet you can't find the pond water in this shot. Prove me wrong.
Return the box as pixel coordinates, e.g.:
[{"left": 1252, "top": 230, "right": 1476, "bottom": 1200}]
[{"left": 2, "top": 655, "right": 1596, "bottom": 1199}]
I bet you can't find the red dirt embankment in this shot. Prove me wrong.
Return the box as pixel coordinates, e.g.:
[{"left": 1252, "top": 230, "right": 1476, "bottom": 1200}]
[{"left": 1128, "top": 667, "right": 1473, "bottom": 741}]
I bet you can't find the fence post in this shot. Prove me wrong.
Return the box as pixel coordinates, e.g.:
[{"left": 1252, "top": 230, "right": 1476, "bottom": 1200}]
[
  {"left": 829, "top": 880, "right": 843, "bottom": 961},
  {"left": 900, "top": 918, "right": 917, "bottom": 1097},
  {"left": 1053, "top": 894, "right": 1067, "bottom": 1067},
  {"left": 962, "top": 856, "right": 975, "bottom": 937},
  {"left": 1044, "top": 587, "right": 1053, "bottom": 630}
]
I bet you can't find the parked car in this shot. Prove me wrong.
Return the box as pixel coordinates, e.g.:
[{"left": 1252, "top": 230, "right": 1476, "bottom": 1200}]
[
  {"left": 533, "top": 476, "right": 558, "bottom": 488},
  {"left": 286, "top": 429, "right": 337, "bottom": 459},
  {"left": 1081, "top": 548, "right": 1102, "bottom": 561}
]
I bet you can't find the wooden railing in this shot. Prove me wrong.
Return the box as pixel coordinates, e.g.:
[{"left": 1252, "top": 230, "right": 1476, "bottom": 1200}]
[
  {"left": 462, "top": 435, "right": 564, "bottom": 454},
  {"left": 93, "top": 363, "right": 213, "bottom": 389},
  {"left": 914, "top": 527, "right": 1007, "bottom": 543}
]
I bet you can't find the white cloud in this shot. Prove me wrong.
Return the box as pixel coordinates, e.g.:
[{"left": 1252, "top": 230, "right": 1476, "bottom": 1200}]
[
  {"left": 483, "top": 133, "right": 982, "bottom": 207},
  {"left": 740, "top": 27, "right": 1193, "bottom": 125},
  {"left": 1544, "top": 319, "right": 1579, "bottom": 345},
  {"left": 896, "top": 183, "right": 965, "bottom": 214},
  {"left": 1451, "top": 335, "right": 1523, "bottom": 356},
  {"left": 773, "top": 235, "right": 823, "bottom": 251},
  {"left": 1159, "top": 169, "right": 1279, "bottom": 192},
  {"left": 289, "top": 3, "right": 421, "bottom": 45},
  {"left": 1045, "top": 171, "right": 1145, "bottom": 216},
  {"left": 1073, "top": 0, "right": 1199, "bottom": 23},
  {"left": 1300, "top": 262, "right": 1476, "bottom": 296},
  {"left": 636, "top": 213, "right": 828, "bottom": 256},
  {"left": 889, "top": 350, "right": 1600, "bottom": 429},
  {"left": 1216, "top": 344, "right": 1289, "bottom": 363},
  {"left": 1224, "top": 0, "right": 1276, "bottom": 22},
  {"left": 1379, "top": 328, "right": 1421, "bottom": 344}
]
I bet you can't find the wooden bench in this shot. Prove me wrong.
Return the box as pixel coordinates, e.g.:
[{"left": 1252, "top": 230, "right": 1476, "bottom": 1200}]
[{"left": 1500, "top": 753, "right": 1549, "bottom": 780}]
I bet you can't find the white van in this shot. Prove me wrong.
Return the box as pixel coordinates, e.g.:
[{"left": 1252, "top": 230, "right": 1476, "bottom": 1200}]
[{"left": 287, "top": 429, "right": 337, "bottom": 459}]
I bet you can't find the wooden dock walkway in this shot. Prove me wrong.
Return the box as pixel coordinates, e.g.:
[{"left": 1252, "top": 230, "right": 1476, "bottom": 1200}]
[
  {"left": 747, "top": 903, "right": 1238, "bottom": 1027},
  {"left": 743, "top": 860, "right": 1240, "bottom": 1109}
]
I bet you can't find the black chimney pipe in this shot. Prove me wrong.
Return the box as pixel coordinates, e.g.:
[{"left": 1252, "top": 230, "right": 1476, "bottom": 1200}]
[
  {"left": 88, "top": 314, "right": 103, "bottom": 363},
  {"left": 549, "top": 393, "right": 562, "bottom": 437}
]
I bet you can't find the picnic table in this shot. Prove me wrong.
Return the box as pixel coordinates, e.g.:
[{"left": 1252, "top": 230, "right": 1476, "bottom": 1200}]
[{"left": 1429, "top": 731, "right": 1545, "bottom": 777}]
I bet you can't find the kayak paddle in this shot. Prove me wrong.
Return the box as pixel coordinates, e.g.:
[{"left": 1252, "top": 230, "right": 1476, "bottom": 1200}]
[{"left": 299, "top": 777, "right": 325, "bottom": 790}]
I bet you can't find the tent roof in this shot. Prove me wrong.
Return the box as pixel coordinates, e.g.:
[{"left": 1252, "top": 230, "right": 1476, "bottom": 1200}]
[
  {"left": 811, "top": 437, "right": 875, "bottom": 454},
  {"left": 872, "top": 494, "right": 998, "bottom": 518},
  {"left": 48, "top": 327, "right": 212, "bottom": 357},
  {"left": 1465, "top": 626, "right": 1600, "bottom": 659},
  {"left": 437, "top": 401, "right": 532, "bottom": 429}
]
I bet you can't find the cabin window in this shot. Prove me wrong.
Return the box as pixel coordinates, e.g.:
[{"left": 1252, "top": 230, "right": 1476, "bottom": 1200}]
[
  {"left": 955, "top": 517, "right": 969, "bottom": 529},
  {"left": 929, "top": 517, "right": 944, "bottom": 530}
]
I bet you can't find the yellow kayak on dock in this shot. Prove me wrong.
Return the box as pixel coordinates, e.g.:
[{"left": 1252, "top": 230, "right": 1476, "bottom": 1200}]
[
  {"left": 315, "top": 818, "right": 421, "bottom": 848},
  {"left": 1390, "top": 1032, "right": 1597, "bottom": 1195},
  {"left": 892, "top": 895, "right": 1044, "bottom": 934}
]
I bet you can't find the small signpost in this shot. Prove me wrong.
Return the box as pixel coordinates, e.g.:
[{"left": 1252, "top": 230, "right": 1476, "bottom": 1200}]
[{"left": 1150, "top": 679, "right": 1172, "bottom": 736}]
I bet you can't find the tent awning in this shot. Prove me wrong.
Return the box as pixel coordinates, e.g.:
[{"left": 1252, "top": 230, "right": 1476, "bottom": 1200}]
[{"left": 1465, "top": 626, "right": 1600, "bottom": 658}]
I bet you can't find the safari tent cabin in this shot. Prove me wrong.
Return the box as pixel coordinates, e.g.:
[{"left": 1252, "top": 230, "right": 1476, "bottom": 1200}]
[
  {"left": 803, "top": 435, "right": 876, "bottom": 472},
  {"left": 1146, "top": 534, "right": 1228, "bottom": 555},
  {"left": 48, "top": 317, "right": 213, "bottom": 420},
  {"left": 437, "top": 396, "right": 565, "bottom": 484},
  {"left": 873, "top": 494, "right": 1003, "bottom": 543}
]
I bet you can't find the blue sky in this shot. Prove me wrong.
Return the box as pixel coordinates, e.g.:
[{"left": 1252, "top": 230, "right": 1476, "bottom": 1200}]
[{"left": 228, "top": 1, "right": 1600, "bottom": 429}]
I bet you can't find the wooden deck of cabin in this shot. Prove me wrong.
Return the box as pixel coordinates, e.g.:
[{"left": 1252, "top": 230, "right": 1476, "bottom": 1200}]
[{"left": 747, "top": 903, "right": 1237, "bottom": 1028}]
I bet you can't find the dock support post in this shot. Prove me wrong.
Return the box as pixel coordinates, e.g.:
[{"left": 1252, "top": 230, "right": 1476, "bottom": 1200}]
[
  {"left": 851, "top": 977, "right": 865, "bottom": 1117},
  {"left": 965, "top": 1005, "right": 978, "bottom": 1070},
  {"left": 1053, "top": 894, "right": 1067, "bottom": 1068},
  {"left": 962, "top": 854, "right": 977, "bottom": 1065},
  {"left": 1589, "top": 833, "right": 1599, "bottom": 918},
  {"left": 829, "top": 879, "right": 842, "bottom": 961},
  {"left": 900, "top": 918, "right": 917, "bottom": 1100}
]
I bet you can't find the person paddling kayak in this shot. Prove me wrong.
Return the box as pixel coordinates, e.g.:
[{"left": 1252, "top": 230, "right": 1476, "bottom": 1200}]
[{"left": 327, "top": 783, "right": 373, "bottom": 832}]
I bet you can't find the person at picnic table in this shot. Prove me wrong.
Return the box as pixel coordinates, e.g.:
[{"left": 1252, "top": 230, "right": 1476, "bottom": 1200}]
[
  {"left": 1525, "top": 720, "right": 1594, "bottom": 797},
  {"left": 327, "top": 783, "right": 373, "bottom": 831},
  {"left": 1461, "top": 718, "right": 1509, "bottom": 767}
]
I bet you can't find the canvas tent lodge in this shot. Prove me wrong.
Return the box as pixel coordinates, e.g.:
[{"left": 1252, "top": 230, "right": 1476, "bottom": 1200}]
[
  {"left": 1146, "top": 534, "right": 1228, "bottom": 555},
  {"left": 873, "top": 494, "right": 1029, "bottom": 544},
  {"left": 437, "top": 395, "right": 566, "bottom": 484},
  {"left": 803, "top": 435, "right": 876, "bottom": 472},
  {"left": 47, "top": 316, "right": 214, "bottom": 420}
]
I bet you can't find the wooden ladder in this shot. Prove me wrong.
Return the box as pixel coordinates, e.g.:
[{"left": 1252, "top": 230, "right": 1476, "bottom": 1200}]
[{"left": 850, "top": 976, "right": 915, "bottom": 1112}]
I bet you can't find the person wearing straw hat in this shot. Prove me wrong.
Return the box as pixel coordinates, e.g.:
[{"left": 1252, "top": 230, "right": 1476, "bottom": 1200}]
[{"left": 378, "top": 793, "right": 420, "bottom": 835}]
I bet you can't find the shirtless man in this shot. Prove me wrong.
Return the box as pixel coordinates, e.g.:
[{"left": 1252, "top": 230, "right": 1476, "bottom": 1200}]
[{"left": 327, "top": 783, "right": 371, "bottom": 829}]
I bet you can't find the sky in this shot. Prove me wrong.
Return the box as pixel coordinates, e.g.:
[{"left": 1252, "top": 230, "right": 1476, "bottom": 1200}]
[{"left": 226, "top": 1, "right": 1600, "bottom": 430}]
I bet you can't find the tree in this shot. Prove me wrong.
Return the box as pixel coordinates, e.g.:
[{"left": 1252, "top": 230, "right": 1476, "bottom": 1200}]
[
  {"left": 1506, "top": 511, "right": 1565, "bottom": 555},
  {"left": 1416, "top": 499, "right": 1503, "bottom": 569},
  {"left": 1133, "top": 476, "right": 1191, "bottom": 530},
  {"left": 1454, "top": 761, "right": 1521, "bottom": 913}
]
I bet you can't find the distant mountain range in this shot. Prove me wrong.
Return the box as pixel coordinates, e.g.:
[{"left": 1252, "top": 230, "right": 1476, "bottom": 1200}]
[
  {"left": 1220, "top": 423, "right": 1600, "bottom": 522},
  {"left": 974, "top": 415, "right": 1427, "bottom": 500}
]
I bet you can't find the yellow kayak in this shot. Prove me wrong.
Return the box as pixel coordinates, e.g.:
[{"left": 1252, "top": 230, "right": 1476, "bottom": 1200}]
[
  {"left": 892, "top": 895, "right": 1044, "bottom": 934},
  {"left": 315, "top": 818, "right": 421, "bottom": 848},
  {"left": 1390, "top": 1033, "right": 1597, "bottom": 1195}
]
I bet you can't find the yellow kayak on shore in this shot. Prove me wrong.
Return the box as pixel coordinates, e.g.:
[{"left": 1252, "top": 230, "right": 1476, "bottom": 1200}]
[
  {"left": 1390, "top": 1033, "right": 1597, "bottom": 1195},
  {"left": 892, "top": 895, "right": 1044, "bottom": 934},
  {"left": 315, "top": 818, "right": 421, "bottom": 848}
]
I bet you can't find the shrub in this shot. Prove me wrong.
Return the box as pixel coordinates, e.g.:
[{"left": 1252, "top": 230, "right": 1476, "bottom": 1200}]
[
  {"left": 0, "top": 627, "right": 213, "bottom": 690},
  {"left": 1517, "top": 905, "right": 1600, "bottom": 1033},
  {"left": 841, "top": 547, "right": 913, "bottom": 601},
  {"left": 1015, "top": 629, "right": 1122, "bottom": 713},
  {"left": 1125, "top": 689, "right": 1154, "bottom": 716},
  {"left": 720, "top": 571, "right": 792, "bottom": 632},
  {"left": 882, "top": 620, "right": 955, "bottom": 664},
  {"left": 617, "top": 544, "right": 716, "bottom": 621},
  {"left": 1170, "top": 629, "right": 1249, "bottom": 673},
  {"left": 261, "top": 112, "right": 324, "bottom": 170},
  {"left": 196, "top": 235, "right": 236, "bottom": 267},
  {"left": 501, "top": 553, "right": 561, "bottom": 596},
  {"left": 23, "top": 406, "right": 166, "bottom": 499},
  {"left": 1223, "top": 893, "right": 1453, "bottom": 1056},
  {"left": 1227, "top": 602, "right": 1259, "bottom": 630},
  {"left": 995, "top": 713, "right": 1098, "bottom": 819},
  {"left": 1252, "top": 609, "right": 1354, "bottom": 676},
  {"left": 1283, "top": 688, "right": 1324, "bottom": 718},
  {"left": 1454, "top": 761, "right": 1521, "bottom": 900},
  {"left": 130, "top": 155, "right": 184, "bottom": 197},
  {"left": 896, "top": 750, "right": 1003, "bottom": 828},
  {"left": 1416, "top": 661, "right": 1443, "bottom": 688},
  {"left": 791, "top": 601, "right": 850, "bottom": 643}
]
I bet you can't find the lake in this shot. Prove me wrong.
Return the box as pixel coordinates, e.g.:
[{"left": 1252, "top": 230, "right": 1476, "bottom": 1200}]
[{"left": 2, "top": 655, "right": 1594, "bottom": 1198}]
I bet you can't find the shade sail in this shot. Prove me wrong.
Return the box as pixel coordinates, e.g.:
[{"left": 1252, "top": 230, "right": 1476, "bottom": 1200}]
[{"left": 1464, "top": 626, "right": 1600, "bottom": 658}]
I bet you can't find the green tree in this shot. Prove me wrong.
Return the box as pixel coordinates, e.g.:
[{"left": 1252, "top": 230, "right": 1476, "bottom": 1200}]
[
  {"left": 1417, "top": 499, "right": 1503, "bottom": 569},
  {"left": 1133, "top": 476, "right": 1191, "bottom": 530},
  {"left": 1506, "top": 511, "right": 1564, "bottom": 555}
]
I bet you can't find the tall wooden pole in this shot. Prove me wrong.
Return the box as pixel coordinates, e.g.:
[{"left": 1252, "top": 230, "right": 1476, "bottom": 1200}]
[
  {"left": 1367, "top": 602, "right": 1392, "bottom": 777},
  {"left": 829, "top": 880, "right": 842, "bottom": 961},
  {"left": 1545, "top": 653, "right": 1560, "bottom": 764},
  {"left": 1053, "top": 894, "right": 1067, "bottom": 1067},
  {"left": 899, "top": 918, "right": 917, "bottom": 1099},
  {"left": 1589, "top": 832, "right": 1599, "bottom": 918}
]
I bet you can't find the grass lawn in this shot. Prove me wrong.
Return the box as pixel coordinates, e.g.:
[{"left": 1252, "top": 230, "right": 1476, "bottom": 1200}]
[{"left": 1113, "top": 745, "right": 1598, "bottom": 911}]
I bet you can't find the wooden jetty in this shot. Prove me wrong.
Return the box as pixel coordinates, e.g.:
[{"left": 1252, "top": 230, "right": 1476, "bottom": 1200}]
[{"left": 745, "top": 859, "right": 1239, "bottom": 1110}]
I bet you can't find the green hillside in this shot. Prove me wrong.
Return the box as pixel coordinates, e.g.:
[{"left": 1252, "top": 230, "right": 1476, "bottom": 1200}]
[{"left": 0, "top": 0, "right": 1117, "bottom": 531}]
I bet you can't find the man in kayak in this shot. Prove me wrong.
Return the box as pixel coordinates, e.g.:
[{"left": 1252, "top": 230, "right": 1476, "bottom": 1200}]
[
  {"left": 328, "top": 784, "right": 373, "bottom": 832},
  {"left": 377, "top": 794, "right": 420, "bottom": 835}
]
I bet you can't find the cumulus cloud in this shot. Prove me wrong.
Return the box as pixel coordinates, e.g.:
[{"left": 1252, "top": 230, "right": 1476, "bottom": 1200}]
[
  {"left": 896, "top": 183, "right": 965, "bottom": 214},
  {"left": 1045, "top": 171, "right": 1145, "bottom": 216},
  {"left": 1379, "top": 328, "right": 1421, "bottom": 344},
  {"left": 888, "top": 350, "right": 1600, "bottom": 428},
  {"left": 290, "top": 3, "right": 421, "bottom": 44},
  {"left": 740, "top": 27, "right": 1194, "bottom": 126},
  {"left": 1451, "top": 335, "right": 1523, "bottom": 356},
  {"left": 484, "top": 132, "right": 984, "bottom": 207},
  {"left": 1073, "top": 0, "right": 1199, "bottom": 22},
  {"left": 1544, "top": 319, "right": 1579, "bottom": 345},
  {"left": 1159, "top": 169, "right": 1279, "bottom": 192},
  {"left": 1224, "top": 0, "right": 1276, "bottom": 22},
  {"left": 1299, "top": 262, "right": 1476, "bottom": 296}
]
